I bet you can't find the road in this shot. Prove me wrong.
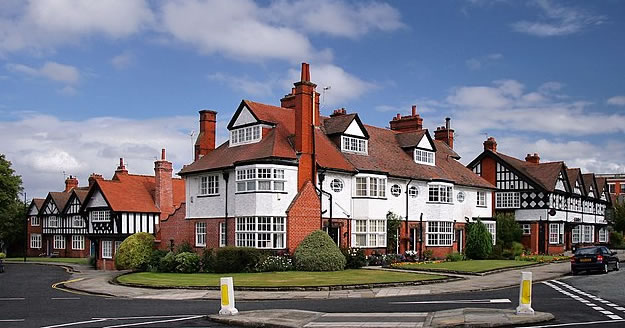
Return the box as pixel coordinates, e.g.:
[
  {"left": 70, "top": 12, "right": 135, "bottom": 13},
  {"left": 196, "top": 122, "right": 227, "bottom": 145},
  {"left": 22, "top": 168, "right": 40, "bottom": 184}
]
[{"left": 1, "top": 263, "right": 624, "bottom": 327}]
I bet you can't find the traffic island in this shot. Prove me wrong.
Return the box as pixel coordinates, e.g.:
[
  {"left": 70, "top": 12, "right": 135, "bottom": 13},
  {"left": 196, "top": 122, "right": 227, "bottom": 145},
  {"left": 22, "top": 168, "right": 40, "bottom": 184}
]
[{"left": 208, "top": 308, "right": 555, "bottom": 328}]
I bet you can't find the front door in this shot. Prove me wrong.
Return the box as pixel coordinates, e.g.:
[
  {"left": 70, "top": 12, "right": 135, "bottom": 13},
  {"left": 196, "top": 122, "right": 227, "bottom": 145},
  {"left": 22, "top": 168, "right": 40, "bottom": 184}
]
[
  {"left": 90, "top": 240, "right": 96, "bottom": 257},
  {"left": 324, "top": 226, "right": 340, "bottom": 245},
  {"left": 538, "top": 222, "right": 546, "bottom": 254}
]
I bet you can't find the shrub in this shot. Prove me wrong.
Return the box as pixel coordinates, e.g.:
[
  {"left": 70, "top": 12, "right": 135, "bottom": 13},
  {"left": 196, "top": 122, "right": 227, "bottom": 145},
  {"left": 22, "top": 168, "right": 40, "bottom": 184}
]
[
  {"left": 294, "top": 230, "right": 346, "bottom": 271},
  {"left": 200, "top": 248, "right": 215, "bottom": 272},
  {"left": 610, "top": 231, "right": 625, "bottom": 249},
  {"left": 255, "top": 255, "right": 293, "bottom": 272},
  {"left": 158, "top": 252, "right": 177, "bottom": 273},
  {"left": 466, "top": 220, "right": 493, "bottom": 260},
  {"left": 386, "top": 211, "right": 403, "bottom": 253},
  {"left": 148, "top": 250, "right": 168, "bottom": 272},
  {"left": 88, "top": 256, "right": 96, "bottom": 268},
  {"left": 0, "top": 252, "right": 5, "bottom": 259},
  {"left": 175, "top": 252, "right": 201, "bottom": 273},
  {"left": 115, "top": 232, "right": 155, "bottom": 271},
  {"left": 175, "top": 241, "right": 193, "bottom": 254},
  {"left": 342, "top": 247, "right": 367, "bottom": 269},
  {"left": 404, "top": 250, "right": 418, "bottom": 262},
  {"left": 495, "top": 213, "right": 522, "bottom": 248},
  {"left": 213, "top": 246, "right": 264, "bottom": 273},
  {"left": 423, "top": 249, "right": 434, "bottom": 261},
  {"left": 366, "top": 252, "right": 402, "bottom": 266},
  {"left": 446, "top": 252, "right": 464, "bottom": 262}
]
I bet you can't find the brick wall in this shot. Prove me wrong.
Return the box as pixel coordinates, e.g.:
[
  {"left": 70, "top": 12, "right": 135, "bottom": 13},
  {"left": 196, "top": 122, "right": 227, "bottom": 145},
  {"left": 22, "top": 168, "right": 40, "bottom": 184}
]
[
  {"left": 26, "top": 220, "right": 43, "bottom": 257},
  {"left": 286, "top": 181, "right": 321, "bottom": 253}
]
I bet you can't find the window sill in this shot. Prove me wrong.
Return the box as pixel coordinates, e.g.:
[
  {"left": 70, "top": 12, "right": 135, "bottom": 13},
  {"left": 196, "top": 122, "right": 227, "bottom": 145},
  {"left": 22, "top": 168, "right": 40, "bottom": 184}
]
[
  {"left": 195, "top": 244, "right": 206, "bottom": 248},
  {"left": 235, "top": 191, "right": 288, "bottom": 194},
  {"left": 102, "top": 257, "right": 113, "bottom": 260},
  {"left": 353, "top": 196, "right": 387, "bottom": 200},
  {"left": 477, "top": 205, "right": 488, "bottom": 208},
  {"left": 197, "top": 194, "right": 220, "bottom": 198},
  {"left": 426, "top": 202, "right": 454, "bottom": 205},
  {"left": 424, "top": 244, "right": 453, "bottom": 247}
]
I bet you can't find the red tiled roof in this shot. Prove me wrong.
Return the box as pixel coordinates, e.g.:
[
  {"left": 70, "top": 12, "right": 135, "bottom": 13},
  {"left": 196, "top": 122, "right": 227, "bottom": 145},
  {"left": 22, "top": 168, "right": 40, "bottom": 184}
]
[
  {"left": 582, "top": 173, "right": 598, "bottom": 199},
  {"left": 492, "top": 152, "right": 565, "bottom": 192},
  {"left": 567, "top": 168, "right": 584, "bottom": 195},
  {"left": 323, "top": 113, "right": 357, "bottom": 135},
  {"left": 314, "top": 128, "right": 356, "bottom": 172},
  {"left": 30, "top": 198, "right": 45, "bottom": 211},
  {"left": 73, "top": 188, "right": 90, "bottom": 203},
  {"left": 49, "top": 191, "right": 71, "bottom": 212},
  {"left": 95, "top": 173, "right": 185, "bottom": 213}
]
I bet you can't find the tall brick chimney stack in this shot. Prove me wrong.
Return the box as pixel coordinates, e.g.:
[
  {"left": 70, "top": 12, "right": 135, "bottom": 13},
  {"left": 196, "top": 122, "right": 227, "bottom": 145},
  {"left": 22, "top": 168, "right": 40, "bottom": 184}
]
[
  {"left": 64, "top": 175, "right": 78, "bottom": 192},
  {"left": 434, "top": 117, "right": 455, "bottom": 149},
  {"left": 292, "top": 62, "right": 320, "bottom": 191},
  {"left": 88, "top": 173, "right": 103, "bottom": 187},
  {"left": 389, "top": 105, "right": 423, "bottom": 132},
  {"left": 484, "top": 137, "right": 497, "bottom": 152},
  {"left": 154, "top": 148, "right": 174, "bottom": 216},
  {"left": 195, "top": 110, "right": 217, "bottom": 161},
  {"left": 116, "top": 158, "right": 128, "bottom": 175},
  {"left": 525, "top": 153, "right": 540, "bottom": 164}
]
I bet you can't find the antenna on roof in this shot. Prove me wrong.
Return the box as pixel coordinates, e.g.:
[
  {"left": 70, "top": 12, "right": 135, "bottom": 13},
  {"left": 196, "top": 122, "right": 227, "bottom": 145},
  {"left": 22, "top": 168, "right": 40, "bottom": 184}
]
[{"left": 322, "top": 86, "right": 331, "bottom": 110}]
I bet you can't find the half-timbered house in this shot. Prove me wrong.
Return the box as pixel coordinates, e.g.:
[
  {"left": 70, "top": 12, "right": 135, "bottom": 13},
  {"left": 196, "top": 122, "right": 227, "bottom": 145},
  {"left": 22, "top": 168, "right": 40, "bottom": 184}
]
[
  {"left": 468, "top": 138, "right": 611, "bottom": 254},
  {"left": 26, "top": 198, "right": 45, "bottom": 257}
]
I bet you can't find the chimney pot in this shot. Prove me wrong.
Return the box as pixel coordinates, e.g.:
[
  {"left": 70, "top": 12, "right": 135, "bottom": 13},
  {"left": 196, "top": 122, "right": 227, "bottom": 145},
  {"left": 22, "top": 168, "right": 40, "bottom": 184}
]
[
  {"left": 195, "top": 110, "right": 217, "bottom": 161},
  {"left": 412, "top": 105, "right": 417, "bottom": 116},
  {"left": 483, "top": 136, "right": 497, "bottom": 152},
  {"left": 116, "top": 158, "right": 128, "bottom": 174},
  {"left": 64, "top": 175, "right": 79, "bottom": 192},
  {"left": 525, "top": 153, "right": 540, "bottom": 164},
  {"left": 161, "top": 148, "right": 166, "bottom": 160}
]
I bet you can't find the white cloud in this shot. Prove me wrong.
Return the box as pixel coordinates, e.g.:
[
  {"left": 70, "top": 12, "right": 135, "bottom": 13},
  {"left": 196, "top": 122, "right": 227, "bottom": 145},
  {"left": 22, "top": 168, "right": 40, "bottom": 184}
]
[
  {"left": 111, "top": 51, "right": 134, "bottom": 70},
  {"left": 607, "top": 96, "right": 625, "bottom": 106},
  {"left": 6, "top": 61, "right": 80, "bottom": 84},
  {"left": 208, "top": 72, "right": 274, "bottom": 96},
  {"left": 0, "top": 0, "right": 154, "bottom": 54},
  {"left": 465, "top": 53, "right": 503, "bottom": 70},
  {"left": 511, "top": 0, "right": 606, "bottom": 37}
]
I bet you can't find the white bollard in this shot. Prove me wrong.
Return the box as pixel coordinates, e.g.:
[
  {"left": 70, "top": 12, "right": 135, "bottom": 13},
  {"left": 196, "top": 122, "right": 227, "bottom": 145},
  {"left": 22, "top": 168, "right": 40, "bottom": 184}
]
[
  {"left": 516, "top": 271, "right": 534, "bottom": 315},
  {"left": 219, "top": 277, "right": 238, "bottom": 315}
]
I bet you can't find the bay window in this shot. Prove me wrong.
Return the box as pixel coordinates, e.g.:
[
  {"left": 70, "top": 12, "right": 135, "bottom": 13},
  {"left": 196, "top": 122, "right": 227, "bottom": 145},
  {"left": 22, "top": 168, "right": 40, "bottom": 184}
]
[
  {"left": 235, "top": 217, "right": 286, "bottom": 249},
  {"left": 352, "top": 219, "right": 386, "bottom": 248},
  {"left": 230, "top": 125, "right": 261, "bottom": 146},
  {"left": 426, "top": 221, "right": 453, "bottom": 246},
  {"left": 90, "top": 210, "right": 110, "bottom": 222},
  {"left": 236, "top": 167, "right": 286, "bottom": 193},
  {"left": 354, "top": 176, "right": 386, "bottom": 198},
  {"left": 428, "top": 184, "right": 453, "bottom": 203}
]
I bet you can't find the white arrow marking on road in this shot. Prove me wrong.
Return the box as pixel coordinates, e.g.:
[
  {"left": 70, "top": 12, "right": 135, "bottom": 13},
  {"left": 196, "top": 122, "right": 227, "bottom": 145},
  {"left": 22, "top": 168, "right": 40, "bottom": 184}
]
[{"left": 389, "top": 298, "right": 511, "bottom": 304}]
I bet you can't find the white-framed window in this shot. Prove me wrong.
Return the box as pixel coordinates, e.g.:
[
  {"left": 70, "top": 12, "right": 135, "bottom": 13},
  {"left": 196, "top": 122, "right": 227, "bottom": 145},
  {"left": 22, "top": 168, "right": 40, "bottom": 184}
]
[
  {"left": 195, "top": 222, "right": 207, "bottom": 247},
  {"left": 102, "top": 240, "right": 113, "bottom": 259},
  {"left": 572, "top": 225, "right": 581, "bottom": 244},
  {"left": 31, "top": 216, "right": 40, "bottom": 226},
  {"left": 219, "top": 222, "right": 226, "bottom": 247},
  {"left": 484, "top": 221, "right": 496, "bottom": 245},
  {"left": 495, "top": 192, "right": 520, "bottom": 208},
  {"left": 414, "top": 149, "right": 435, "bottom": 165},
  {"left": 90, "top": 210, "right": 110, "bottom": 222},
  {"left": 53, "top": 235, "right": 65, "bottom": 249},
  {"left": 330, "top": 178, "right": 344, "bottom": 192},
  {"left": 235, "top": 217, "right": 286, "bottom": 249},
  {"left": 236, "top": 167, "right": 286, "bottom": 193},
  {"left": 408, "top": 186, "right": 419, "bottom": 198},
  {"left": 72, "top": 235, "right": 85, "bottom": 250},
  {"left": 549, "top": 223, "right": 563, "bottom": 244},
  {"left": 599, "top": 228, "right": 609, "bottom": 243},
  {"left": 457, "top": 191, "right": 466, "bottom": 203},
  {"left": 583, "top": 225, "right": 594, "bottom": 243},
  {"left": 352, "top": 219, "right": 386, "bottom": 248},
  {"left": 48, "top": 216, "right": 58, "bottom": 228},
  {"left": 199, "top": 175, "right": 219, "bottom": 195},
  {"left": 428, "top": 184, "right": 453, "bottom": 203},
  {"left": 71, "top": 215, "right": 85, "bottom": 228},
  {"left": 477, "top": 191, "right": 487, "bottom": 207},
  {"left": 230, "top": 125, "right": 261, "bottom": 146},
  {"left": 521, "top": 223, "right": 531, "bottom": 235},
  {"left": 608, "top": 183, "right": 616, "bottom": 193},
  {"left": 354, "top": 176, "right": 386, "bottom": 198},
  {"left": 426, "top": 221, "right": 454, "bottom": 246},
  {"left": 115, "top": 241, "right": 122, "bottom": 253},
  {"left": 341, "top": 136, "right": 368, "bottom": 154},
  {"left": 30, "top": 233, "right": 42, "bottom": 249},
  {"left": 390, "top": 184, "right": 401, "bottom": 197}
]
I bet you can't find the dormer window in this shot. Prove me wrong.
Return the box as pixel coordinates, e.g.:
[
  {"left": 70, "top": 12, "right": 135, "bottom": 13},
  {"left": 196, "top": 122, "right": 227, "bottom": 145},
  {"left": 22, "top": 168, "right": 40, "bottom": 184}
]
[
  {"left": 230, "top": 125, "right": 261, "bottom": 146},
  {"left": 341, "top": 136, "right": 367, "bottom": 154},
  {"left": 414, "top": 149, "right": 435, "bottom": 165}
]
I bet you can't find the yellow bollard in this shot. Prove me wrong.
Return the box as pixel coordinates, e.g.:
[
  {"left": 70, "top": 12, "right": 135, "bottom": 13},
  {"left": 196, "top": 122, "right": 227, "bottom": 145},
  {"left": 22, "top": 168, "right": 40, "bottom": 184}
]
[
  {"left": 219, "top": 277, "right": 238, "bottom": 315},
  {"left": 516, "top": 271, "right": 534, "bottom": 315}
]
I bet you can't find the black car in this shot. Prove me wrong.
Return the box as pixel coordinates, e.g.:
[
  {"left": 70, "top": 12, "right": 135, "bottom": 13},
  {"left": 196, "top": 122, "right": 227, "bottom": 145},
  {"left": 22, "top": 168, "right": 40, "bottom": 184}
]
[{"left": 571, "top": 246, "right": 620, "bottom": 275}]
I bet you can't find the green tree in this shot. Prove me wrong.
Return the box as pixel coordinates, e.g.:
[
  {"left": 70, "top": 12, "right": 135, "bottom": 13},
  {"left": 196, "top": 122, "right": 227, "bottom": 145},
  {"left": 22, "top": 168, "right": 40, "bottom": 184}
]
[
  {"left": 294, "top": 230, "right": 346, "bottom": 271},
  {"left": 465, "top": 220, "right": 493, "bottom": 260},
  {"left": 495, "top": 213, "right": 522, "bottom": 248},
  {"left": 608, "top": 202, "right": 625, "bottom": 234},
  {"left": 386, "top": 211, "right": 402, "bottom": 253},
  {"left": 115, "top": 232, "right": 155, "bottom": 271},
  {"left": 0, "top": 154, "right": 24, "bottom": 254}
]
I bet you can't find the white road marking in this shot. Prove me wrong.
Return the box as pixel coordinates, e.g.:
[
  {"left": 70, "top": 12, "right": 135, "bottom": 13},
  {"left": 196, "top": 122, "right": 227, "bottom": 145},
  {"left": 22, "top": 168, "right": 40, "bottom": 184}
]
[
  {"left": 41, "top": 319, "right": 108, "bottom": 328},
  {"left": 0, "top": 297, "right": 25, "bottom": 301},
  {"left": 323, "top": 313, "right": 428, "bottom": 317},
  {"left": 306, "top": 323, "right": 422, "bottom": 328},
  {"left": 389, "top": 298, "right": 510, "bottom": 304},
  {"left": 101, "top": 315, "right": 204, "bottom": 328},
  {"left": 51, "top": 297, "right": 80, "bottom": 300},
  {"left": 544, "top": 280, "right": 624, "bottom": 321},
  {"left": 92, "top": 314, "right": 203, "bottom": 320},
  {"left": 0, "top": 319, "right": 25, "bottom": 322},
  {"left": 518, "top": 319, "right": 625, "bottom": 327}
]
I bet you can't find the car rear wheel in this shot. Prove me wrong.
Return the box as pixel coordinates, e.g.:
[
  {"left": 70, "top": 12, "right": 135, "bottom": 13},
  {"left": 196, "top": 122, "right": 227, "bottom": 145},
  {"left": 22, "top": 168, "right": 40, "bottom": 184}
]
[
  {"left": 603, "top": 263, "right": 609, "bottom": 274},
  {"left": 615, "top": 261, "right": 620, "bottom": 271}
]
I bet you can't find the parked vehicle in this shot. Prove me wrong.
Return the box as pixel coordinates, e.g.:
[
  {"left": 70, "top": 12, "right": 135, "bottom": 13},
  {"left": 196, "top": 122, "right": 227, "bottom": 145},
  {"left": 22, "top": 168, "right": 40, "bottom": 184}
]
[{"left": 571, "top": 246, "right": 620, "bottom": 275}]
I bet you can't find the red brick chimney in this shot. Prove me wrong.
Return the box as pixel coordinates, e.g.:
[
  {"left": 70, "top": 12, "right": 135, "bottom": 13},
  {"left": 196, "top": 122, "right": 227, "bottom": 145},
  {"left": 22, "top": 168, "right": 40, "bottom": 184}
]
[
  {"left": 293, "top": 63, "right": 320, "bottom": 191},
  {"left": 525, "top": 153, "right": 540, "bottom": 164},
  {"left": 389, "top": 105, "right": 423, "bottom": 132},
  {"left": 330, "top": 108, "right": 346, "bottom": 117},
  {"left": 116, "top": 158, "right": 128, "bottom": 175},
  {"left": 434, "top": 117, "right": 455, "bottom": 149},
  {"left": 88, "top": 173, "right": 103, "bottom": 187},
  {"left": 154, "top": 148, "right": 174, "bottom": 216},
  {"left": 484, "top": 137, "right": 497, "bottom": 152},
  {"left": 194, "top": 110, "right": 217, "bottom": 161},
  {"left": 64, "top": 175, "right": 78, "bottom": 192}
]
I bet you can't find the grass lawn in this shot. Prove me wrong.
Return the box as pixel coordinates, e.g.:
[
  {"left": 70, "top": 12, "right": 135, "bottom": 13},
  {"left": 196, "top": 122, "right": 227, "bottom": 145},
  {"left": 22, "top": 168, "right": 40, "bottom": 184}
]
[
  {"left": 4, "top": 257, "right": 89, "bottom": 265},
  {"left": 393, "top": 260, "right": 537, "bottom": 273},
  {"left": 117, "top": 269, "right": 446, "bottom": 288}
]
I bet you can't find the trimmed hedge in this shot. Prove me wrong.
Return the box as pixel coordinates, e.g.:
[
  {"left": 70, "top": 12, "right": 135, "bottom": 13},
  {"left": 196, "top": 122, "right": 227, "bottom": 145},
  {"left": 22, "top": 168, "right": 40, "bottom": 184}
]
[
  {"left": 115, "top": 232, "right": 155, "bottom": 270},
  {"left": 294, "top": 230, "right": 346, "bottom": 271},
  {"left": 213, "top": 246, "right": 264, "bottom": 273}
]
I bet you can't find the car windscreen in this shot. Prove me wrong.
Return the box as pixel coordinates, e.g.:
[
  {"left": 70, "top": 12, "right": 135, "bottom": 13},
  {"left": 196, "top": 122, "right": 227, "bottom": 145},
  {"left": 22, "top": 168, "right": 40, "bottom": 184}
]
[{"left": 575, "top": 248, "right": 599, "bottom": 255}]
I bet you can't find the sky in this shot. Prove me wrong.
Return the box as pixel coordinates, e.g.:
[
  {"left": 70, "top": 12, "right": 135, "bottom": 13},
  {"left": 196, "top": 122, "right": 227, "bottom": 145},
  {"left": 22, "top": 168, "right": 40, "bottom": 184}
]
[{"left": 1, "top": 0, "right": 624, "bottom": 199}]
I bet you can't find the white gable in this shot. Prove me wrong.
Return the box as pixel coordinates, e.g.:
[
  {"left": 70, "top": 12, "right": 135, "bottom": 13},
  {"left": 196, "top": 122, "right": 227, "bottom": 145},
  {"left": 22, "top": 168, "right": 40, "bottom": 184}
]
[
  {"left": 588, "top": 186, "right": 595, "bottom": 198},
  {"left": 28, "top": 205, "right": 39, "bottom": 216},
  {"left": 344, "top": 119, "right": 366, "bottom": 137},
  {"left": 232, "top": 106, "right": 257, "bottom": 128},
  {"left": 417, "top": 135, "right": 434, "bottom": 150},
  {"left": 86, "top": 190, "right": 108, "bottom": 208},
  {"left": 574, "top": 181, "right": 581, "bottom": 194},
  {"left": 44, "top": 201, "right": 58, "bottom": 214},
  {"left": 555, "top": 173, "right": 566, "bottom": 192}
]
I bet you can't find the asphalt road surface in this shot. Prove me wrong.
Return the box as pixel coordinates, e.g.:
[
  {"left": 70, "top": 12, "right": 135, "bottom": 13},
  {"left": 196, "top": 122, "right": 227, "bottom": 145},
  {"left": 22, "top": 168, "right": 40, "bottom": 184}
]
[{"left": 1, "top": 263, "right": 625, "bottom": 327}]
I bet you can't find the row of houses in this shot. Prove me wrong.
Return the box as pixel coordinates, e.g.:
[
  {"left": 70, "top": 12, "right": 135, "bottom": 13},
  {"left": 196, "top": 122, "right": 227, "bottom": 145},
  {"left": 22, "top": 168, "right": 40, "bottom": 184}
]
[{"left": 26, "top": 63, "right": 613, "bottom": 269}]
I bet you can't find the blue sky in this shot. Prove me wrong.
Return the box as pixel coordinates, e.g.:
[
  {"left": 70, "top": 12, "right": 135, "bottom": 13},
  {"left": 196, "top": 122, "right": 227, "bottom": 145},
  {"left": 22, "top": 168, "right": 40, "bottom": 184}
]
[{"left": 1, "top": 0, "right": 624, "bottom": 198}]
